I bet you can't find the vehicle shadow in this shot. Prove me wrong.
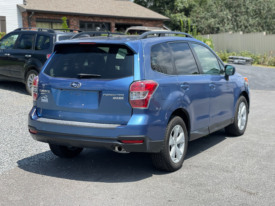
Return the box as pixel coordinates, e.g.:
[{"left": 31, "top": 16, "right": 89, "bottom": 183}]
[
  {"left": 17, "top": 129, "right": 228, "bottom": 183},
  {"left": 0, "top": 80, "right": 28, "bottom": 95}
]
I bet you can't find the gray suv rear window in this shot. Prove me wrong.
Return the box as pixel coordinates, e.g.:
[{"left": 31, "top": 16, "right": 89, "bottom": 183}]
[{"left": 44, "top": 44, "right": 134, "bottom": 79}]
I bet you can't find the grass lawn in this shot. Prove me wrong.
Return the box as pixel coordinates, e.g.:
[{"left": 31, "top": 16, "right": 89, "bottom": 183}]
[{"left": 224, "top": 62, "right": 275, "bottom": 69}]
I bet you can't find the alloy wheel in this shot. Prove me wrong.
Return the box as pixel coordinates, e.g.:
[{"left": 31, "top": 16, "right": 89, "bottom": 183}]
[
  {"left": 28, "top": 73, "right": 36, "bottom": 92},
  {"left": 169, "top": 125, "right": 185, "bottom": 163},
  {"left": 238, "top": 102, "right": 247, "bottom": 131}
]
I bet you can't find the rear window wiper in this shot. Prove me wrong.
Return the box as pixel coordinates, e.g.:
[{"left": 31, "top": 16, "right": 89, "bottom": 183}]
[{"left": 77, "top": 73, "right": 101, "bottom": 78}]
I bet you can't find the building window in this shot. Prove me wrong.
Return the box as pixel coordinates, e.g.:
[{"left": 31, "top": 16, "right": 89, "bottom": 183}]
[
  {"left": 79, "top": 21, "right": 110, "bottom": 31},
  {"left": 0, "top": 16, "right": 6, "bottom": 33},
  {"left": 36, "top": 19, "right": 68, "bottom": 30}
]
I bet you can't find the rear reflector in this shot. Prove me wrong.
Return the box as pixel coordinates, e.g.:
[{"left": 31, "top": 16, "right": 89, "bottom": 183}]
[
  {"left": 129, "top": 80, "right": 158, "bottom": 109},
  {"left": 29, "top": 129, "right": 37, "bottom": 134},
  {"left": 46, "top": 54, "right": 51, "bottom": 59},
  {"left": 120, "top": 140, "right": 144, "bottom": 144},
  {"left": 244, "top": 77, "right": 249, "bottom": 86},
  {"left": 79, "top": 42, "right": 96, "bottom": 45},
  {"left": 32, "top": 76, "right": 39, "bottom": 101}
]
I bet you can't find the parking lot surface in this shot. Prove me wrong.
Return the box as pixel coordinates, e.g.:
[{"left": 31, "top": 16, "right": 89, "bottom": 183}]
[{"left": 0, "top": 65, "right": 275, "bottom": 205}]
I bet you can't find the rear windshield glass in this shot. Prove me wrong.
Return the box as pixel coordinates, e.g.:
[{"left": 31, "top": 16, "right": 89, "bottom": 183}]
[{"left": 44, "top": 44, "right": 134, "bottom": 79}]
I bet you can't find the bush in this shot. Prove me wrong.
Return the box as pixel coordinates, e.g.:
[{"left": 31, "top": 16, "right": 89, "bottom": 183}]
[
  {"left": 177, "top": 22, "right": 215, "bottom": 50},
  {"left": 0, "top": 32, "right": 6, "bottom": 39},
  {"left": 195, "top": 36, "right": 214, "bottom": 50},
  {"left": 61, "top": 17, "right": 69, "bottom": 31},
  {"left": 216, "top": 50, "right": 275, "bottom": 66}
]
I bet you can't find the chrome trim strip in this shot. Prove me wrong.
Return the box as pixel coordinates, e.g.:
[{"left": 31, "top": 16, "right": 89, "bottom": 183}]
[{"left": 37, "top": 118, "right": 120, "bottom": 129}]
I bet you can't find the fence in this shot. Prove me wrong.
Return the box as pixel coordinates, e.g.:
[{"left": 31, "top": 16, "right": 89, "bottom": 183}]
[{"left": 202, "top": 32, "right": 275, "bottom": 55}]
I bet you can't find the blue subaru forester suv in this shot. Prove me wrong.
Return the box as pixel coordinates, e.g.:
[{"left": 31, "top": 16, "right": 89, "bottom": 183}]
[{"left": 28, "top": 31, "right": 250, "bottom": 172}]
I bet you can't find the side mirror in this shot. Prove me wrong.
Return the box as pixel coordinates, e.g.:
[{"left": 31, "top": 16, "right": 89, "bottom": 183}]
[{"left": 225, "top": 65, "right": 235, "bottom": 80}]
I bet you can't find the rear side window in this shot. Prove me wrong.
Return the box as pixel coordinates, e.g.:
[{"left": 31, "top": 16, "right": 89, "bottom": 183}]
[
  {"left": 44, "top": 44, "right": 134, "bottom": 79},
  {"left": 169, "top": 43, "right": 199, "bottom": 75},
  {"left": 35, "top": 35, "right": 51, "bottom": 50},
  {"left": 16, "top": 34, "right": 36, "bottom": 50},
  {"left": 151, "top": 43, "right": 174, "bottom": 75}
]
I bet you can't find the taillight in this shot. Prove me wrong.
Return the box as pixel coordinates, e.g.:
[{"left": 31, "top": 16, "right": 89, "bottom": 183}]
[
  {"left": 32, "top": 76, "right": 39, "bottom": 101},
  {"left": 46, "top": 54, "right": 51, "bottom": 59},
  {"left": 29, "top": 129, "right": 37, "bottom": 134},
  {"left": 130, "top": 80, "right": 158, "bottom": 109}
]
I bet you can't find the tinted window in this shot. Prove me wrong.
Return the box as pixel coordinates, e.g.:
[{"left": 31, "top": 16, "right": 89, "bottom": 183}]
[
  {"left": 0, "top": 33, "right": 19, "bottom": 49},
  {"left": 169, "top": 43, "right": 199, "bottom": 75},
  {"left": 192, "top": 44, "right": 221, "bottom": 75},
  {"left": 35, "top": 35, "right": 51, "bottom": 50},
  {"left": 127, "top": 30, "right": 149, "bottom": 35},
  {"left": 58, "top": 35, "right": 74, "bottom": 41},
  {"left": 44, "top": 44, "right": 134, "bottom": 79},
  {"left": 151, "top": 43, "right": 174, "bottom": 75},
  {"left": 16, "top": 34, "right": 35, "bottom": 50}
]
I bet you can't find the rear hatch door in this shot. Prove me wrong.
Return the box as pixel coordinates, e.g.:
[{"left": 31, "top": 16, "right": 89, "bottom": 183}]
[{"left": 36, "top": 43, "right": 135, "bottom": 124}]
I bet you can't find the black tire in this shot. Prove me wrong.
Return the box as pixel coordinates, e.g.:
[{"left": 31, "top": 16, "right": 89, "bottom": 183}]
[
  {"left": 25, "top": 70, "right": 38, "bottom": 95},
  {"left": 152, "top": 116, "right": 188, "bottom": 172},
  {"left": 49, "top": 144, "right": 83, "bottom": 158},
  {"left": 225, "top": 96, "right": 248, "bottom": 136}
]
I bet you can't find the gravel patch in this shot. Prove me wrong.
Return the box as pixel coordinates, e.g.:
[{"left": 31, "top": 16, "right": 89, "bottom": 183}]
[{"left": 0, "top": 80, "right": 53, "bottom": 174}]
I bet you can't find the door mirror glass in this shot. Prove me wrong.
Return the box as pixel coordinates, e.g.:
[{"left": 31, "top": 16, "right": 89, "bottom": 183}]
[{"left": 225, "top": 65, "right": 236, "bottom": 76}]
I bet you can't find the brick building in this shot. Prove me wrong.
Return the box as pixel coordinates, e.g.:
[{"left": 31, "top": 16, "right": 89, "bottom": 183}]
[{"left": 0, "top": 0, "right": 169, "bottom": 33}]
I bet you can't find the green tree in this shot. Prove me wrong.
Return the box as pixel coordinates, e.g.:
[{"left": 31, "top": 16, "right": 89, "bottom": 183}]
[
  {"left": 190, "top": 0, "right": 275, "bottom": 34},
  {"left": 134, "top": 0, "right": 196, "bottom": 31},
  {"left": 61, "top": 17, "right": 69, "bottom": 31},
  {"left": 134, "top": 0, "right": 275, "bottom": 34}
]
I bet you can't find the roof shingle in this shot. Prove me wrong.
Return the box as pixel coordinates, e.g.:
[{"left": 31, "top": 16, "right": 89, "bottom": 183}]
[{"left": 18, "top": 0, "right": 169, "bottom": 20}]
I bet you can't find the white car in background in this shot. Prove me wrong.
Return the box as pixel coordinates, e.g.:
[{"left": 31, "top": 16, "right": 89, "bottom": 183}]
[{"left": 125, "top": 26, "right": 170, "bottom": 35}]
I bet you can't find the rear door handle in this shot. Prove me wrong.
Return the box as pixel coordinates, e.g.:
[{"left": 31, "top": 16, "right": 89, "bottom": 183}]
[
  {"left": 4, "top": 53, "right": 10, "bottom": 56},
  {"left": 25, "top": 54, "right": 31, "bottom": 58},
  {"left": 181, "top": 83, "right": 189, "bottom": 90}
]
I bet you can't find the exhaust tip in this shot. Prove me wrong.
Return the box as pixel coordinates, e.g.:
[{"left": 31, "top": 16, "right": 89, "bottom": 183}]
[{"left": 114, "top": 145, "right": 130, "bottom": 154}]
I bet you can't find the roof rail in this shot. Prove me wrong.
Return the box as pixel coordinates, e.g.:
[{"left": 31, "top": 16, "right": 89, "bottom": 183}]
[
  {"left": 14, "top": 27, "right": 56, "bottom": 34},
  {"left": 137, "top": 31, "right": 194, "bottom": 39},
  {"left": 14, "top": 28, "right": 83, "bottom": 34},
  {"left": 53, "top": 29, "right": 83, "bottom": 33}
]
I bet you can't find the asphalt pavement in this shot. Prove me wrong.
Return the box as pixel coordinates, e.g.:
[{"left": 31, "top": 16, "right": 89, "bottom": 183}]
[{"left": 0, "top": 65, "right": 274, "bottom": 206}]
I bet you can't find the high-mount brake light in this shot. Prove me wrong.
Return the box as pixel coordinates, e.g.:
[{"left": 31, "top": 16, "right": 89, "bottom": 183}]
[
  {"left": 120, "top": 140, "right": 144, "bottom": 144},
  {"left": 46, "top": 54, "right": 51, "bottom": 59},
  {"left": 32, "top": 76, "right": 39, "bottom": 101},
  {"left": 129, "top": 80, "right": 158, "bottom": 109},
  {"left": 79, "top": 42, "right": 96, "bottom": 45}
]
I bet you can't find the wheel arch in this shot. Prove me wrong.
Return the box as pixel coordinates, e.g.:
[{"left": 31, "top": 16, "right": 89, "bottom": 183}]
[
  {"left": 239, "top": 90, "right": 250, "bottom": 112},
  {"left": 168, "top": 108, "right": 191, "bottom": 140},
  {"left": 24, "top": 66, "right": 39, "bottom": 80}
]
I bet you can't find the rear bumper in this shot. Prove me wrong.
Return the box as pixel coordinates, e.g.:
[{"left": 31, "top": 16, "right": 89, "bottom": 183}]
[
  {"left": 28, "top": 107, "right": 164, "bottom": 153},
  {"left": 28, "top": 126, "right": 162, "bottom": 153}
]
